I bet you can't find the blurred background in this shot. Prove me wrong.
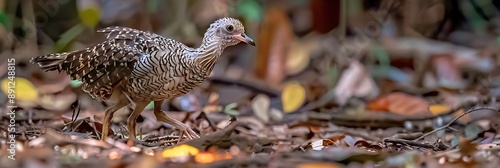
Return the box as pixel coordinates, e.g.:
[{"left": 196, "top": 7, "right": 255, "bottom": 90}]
[{"left": 2, "top": 0, "right": 500, "bottom": 166}]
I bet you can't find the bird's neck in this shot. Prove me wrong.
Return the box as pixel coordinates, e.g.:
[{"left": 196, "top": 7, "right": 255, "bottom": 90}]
[{"left": 191, "top": 36, "right": 225, "bottom": 73}]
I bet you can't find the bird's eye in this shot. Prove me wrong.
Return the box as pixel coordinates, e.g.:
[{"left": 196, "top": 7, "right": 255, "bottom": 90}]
[{"left": 226, "top": 25, "right": 234, "bottom": 32}]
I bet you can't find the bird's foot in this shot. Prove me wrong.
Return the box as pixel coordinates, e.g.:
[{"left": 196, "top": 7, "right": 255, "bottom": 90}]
[{"left": 176, "top": 124, "right": 200, "bottom": 143}]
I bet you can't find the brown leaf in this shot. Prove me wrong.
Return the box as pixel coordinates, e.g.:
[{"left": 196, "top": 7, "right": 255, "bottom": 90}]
[
  {"left": 255, "top": 7, "right": 294, "bottom": 86},
  {"left": 385, "top": 92, "right": 429, "bottom": 116}
]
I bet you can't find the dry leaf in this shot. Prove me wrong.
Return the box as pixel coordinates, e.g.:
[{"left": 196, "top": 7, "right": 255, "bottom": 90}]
[
  {"left": 38, "top": 91, "right": 77, "bottom": 111},
  {"left": 281, "top": 81, "right": 306, "bottom": 113},
  {"left": 161, "top": 144, "right": 199, "bottom": 158},
  {"left": 1, "top": 77, "right": 39, "bottom": 106},
  {"left": 428, "top": 104, "right": 451, "bottom": 115},
  {"left": 252, "top": 94, "right": 271, "bottom": 123},
  {"left": 195, "top": 152, "right": 216, "bottom": 163},
  {"left": 367, "top": 97, "right": 390, "bottom": 111},
  {"left": 286, "top": 40, "right": 313, "bottom": 75},
  {"left": 298, "top": 162, "right": 341, "bottom": 168},
  {"left": 269, "top": 108, "right": 284, "bottom": 121},
  {"left": 386, "top": 92, "right": 429, "bottom": 115},
  {"left": 255, "top": 7, "right": 293, "bottom": 86},
  {"left": 334, "top": 60, "right": 379, "bottom": 105}
]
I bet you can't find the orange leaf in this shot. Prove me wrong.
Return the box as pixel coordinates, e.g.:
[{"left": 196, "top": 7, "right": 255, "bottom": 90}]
[
  {"left": 428, "top": 104, "right": 451, "bottom": 115},
  {"left": 383, "top": 92, "right": 430, "bottom": 115},
  {"left": 367, "top": 97, "right": 390, "bottom": 111},
  {"left": 298, "top": 162, "right": 341, "bottom": 168},
  {"left": 195, "top": 152, "right": 215, "bottom": 163},
  {"left": 161, "top": 144, "right": 199, "bottom": 158}
]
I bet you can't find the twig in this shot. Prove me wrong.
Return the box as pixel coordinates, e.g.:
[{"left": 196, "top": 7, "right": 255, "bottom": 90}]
[
  {"left": 196, "top": 111, "right": 218, "bottom": 131},
  {"left": 180, "top": 117, "right": 238, "bottom": 150},
  {"left": 414, "top": 107, "right": 498, "bottom": 141},
  {"left": 320, "top": 128, "right": 383, "bottom": 142},
  {"left": 384, "top": 138, "right": 446, "bottom": 151}
]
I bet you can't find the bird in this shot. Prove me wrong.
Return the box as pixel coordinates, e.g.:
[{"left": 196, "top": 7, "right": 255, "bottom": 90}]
[{"left": 31, "top": 17, "right": 255, "bottom": 142}]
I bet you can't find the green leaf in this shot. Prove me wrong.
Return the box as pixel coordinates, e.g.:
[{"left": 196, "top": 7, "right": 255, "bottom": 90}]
[
  {"left": 224, "top": 103, "right": 238, "bottom": 111},
  {"left": 70, "top": 80, "right": 83, "bottom": 87},
  {"left": 464, "top": 123, "right": 483, "bottom": 139},
  {"left": 236, "top": 0, "right": 262, "bottom": 22},
  {"left": 79, "top": 8, "right": 101, "bottom": 28},
  {"left": 145, "top": 101, "right": 154, "bottom": 110},
  {"left": 370, "top": 44, "right": 390, "bottom": 78},
  {"left": 53, "top": 23, "right": 85, "bottom": 52},
  {"left": 224, "top": 109, "right": 240, "bottom": 116},
  {"left": 0, "top": 11, "right": 9, "bottom": 29}
]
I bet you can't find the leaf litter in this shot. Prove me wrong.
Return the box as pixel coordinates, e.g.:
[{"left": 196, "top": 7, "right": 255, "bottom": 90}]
[{"left": 3, "top": 0, "right": 500, "bottom": 168}]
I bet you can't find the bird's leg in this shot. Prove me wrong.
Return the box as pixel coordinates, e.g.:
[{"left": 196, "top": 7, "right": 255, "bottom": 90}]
[
  {"left": 153, "top": 101, "right": 200, "bottom": 141},
  {"left": 126, "top": 101, "right": 150, "bottom": 145},
  {"left": 101, "top": 98, "right": 129, "bottom": 141}
]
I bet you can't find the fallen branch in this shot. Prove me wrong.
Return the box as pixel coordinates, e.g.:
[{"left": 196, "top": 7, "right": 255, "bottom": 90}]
[
  {"left": 414, "top": 107, "right": 498, "bottom": 141},
  {"left": 384, "top": 138, "right": 447, "bottom": 151}
]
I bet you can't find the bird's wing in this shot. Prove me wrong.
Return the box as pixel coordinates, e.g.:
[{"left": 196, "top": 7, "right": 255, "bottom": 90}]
[
  {"left": 97, "top": 26, "right": 170, "bottom": 51},
  {"left": 32, "top": 26, "right": 173, "bottom": 100},
  {"left": 78, "top": 27, "right": 172, "bottom": 99}
]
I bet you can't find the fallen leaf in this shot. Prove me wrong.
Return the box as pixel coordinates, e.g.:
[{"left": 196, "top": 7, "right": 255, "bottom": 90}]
[
  {"left": 334, "top": 60, "right": 379, "bottom": 105},
  {"left": 252, "top": 94, "right": 270, "bottom": 123},
  {"left": 367, "top": 97, "right": 390, "bottom": 111},
  {"left": 194, "top": 152, "right": 215, "bottom": 163},
  {"left": 38, "top": 90, "right": 77, "bottom": 111},
  {"left": 458, "top": 137, "right": 477, "bottom": 157},
  {"left": 1, "top": 77, "right": 39, "bottom": 103},
  {"left": 281, "top": 81, "right": 306, "bottom": 113},
  {"left": 385, "top": 92, "right": 429, "bottom": 116},
  {"left": 286, "top": 40, "right": 313, "bottom": 75},
  {"left": 161, "top": 144, "right": 199, "bottom": 158},
  {"left": 464, "top": 123, "right": 483, "bottom": 139},
  {"left": 428, "top": 104, "right": 451, "bottom": 115},
  {"left": 269, "top": 108, "right": 283, "bottom": 121},
  {"left": 108, "top": 151, "right": 121, "bottom": 160},
  {"left": 297, "top": 162, "right": 341, "bottom": 168},
  {"left": 127, "top": 155, "right": 158, "bottom": 168}
]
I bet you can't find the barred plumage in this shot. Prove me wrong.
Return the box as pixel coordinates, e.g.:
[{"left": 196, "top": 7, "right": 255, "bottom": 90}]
[{"left": 31, "top": 17, "right": 255, "bottom": 142}]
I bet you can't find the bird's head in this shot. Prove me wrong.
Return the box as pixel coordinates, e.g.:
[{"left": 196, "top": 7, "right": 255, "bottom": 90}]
[{"left": 205, "top": 17, "right": 255, "bottom": 47}]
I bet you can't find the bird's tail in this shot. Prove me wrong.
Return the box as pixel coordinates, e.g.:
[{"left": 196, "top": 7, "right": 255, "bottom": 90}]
[{"left": 30, "top": 52, "right": 70, "bottom": 72}]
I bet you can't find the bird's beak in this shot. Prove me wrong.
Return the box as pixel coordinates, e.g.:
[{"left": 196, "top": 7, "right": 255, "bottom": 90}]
[{"left": 235, "top": 33, "right": 255, "bottom": 46}]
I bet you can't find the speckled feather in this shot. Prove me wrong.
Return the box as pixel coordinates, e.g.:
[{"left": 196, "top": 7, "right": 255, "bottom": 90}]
[{"left": 31, "top": 18, "right": 248, "bottom": 102}]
